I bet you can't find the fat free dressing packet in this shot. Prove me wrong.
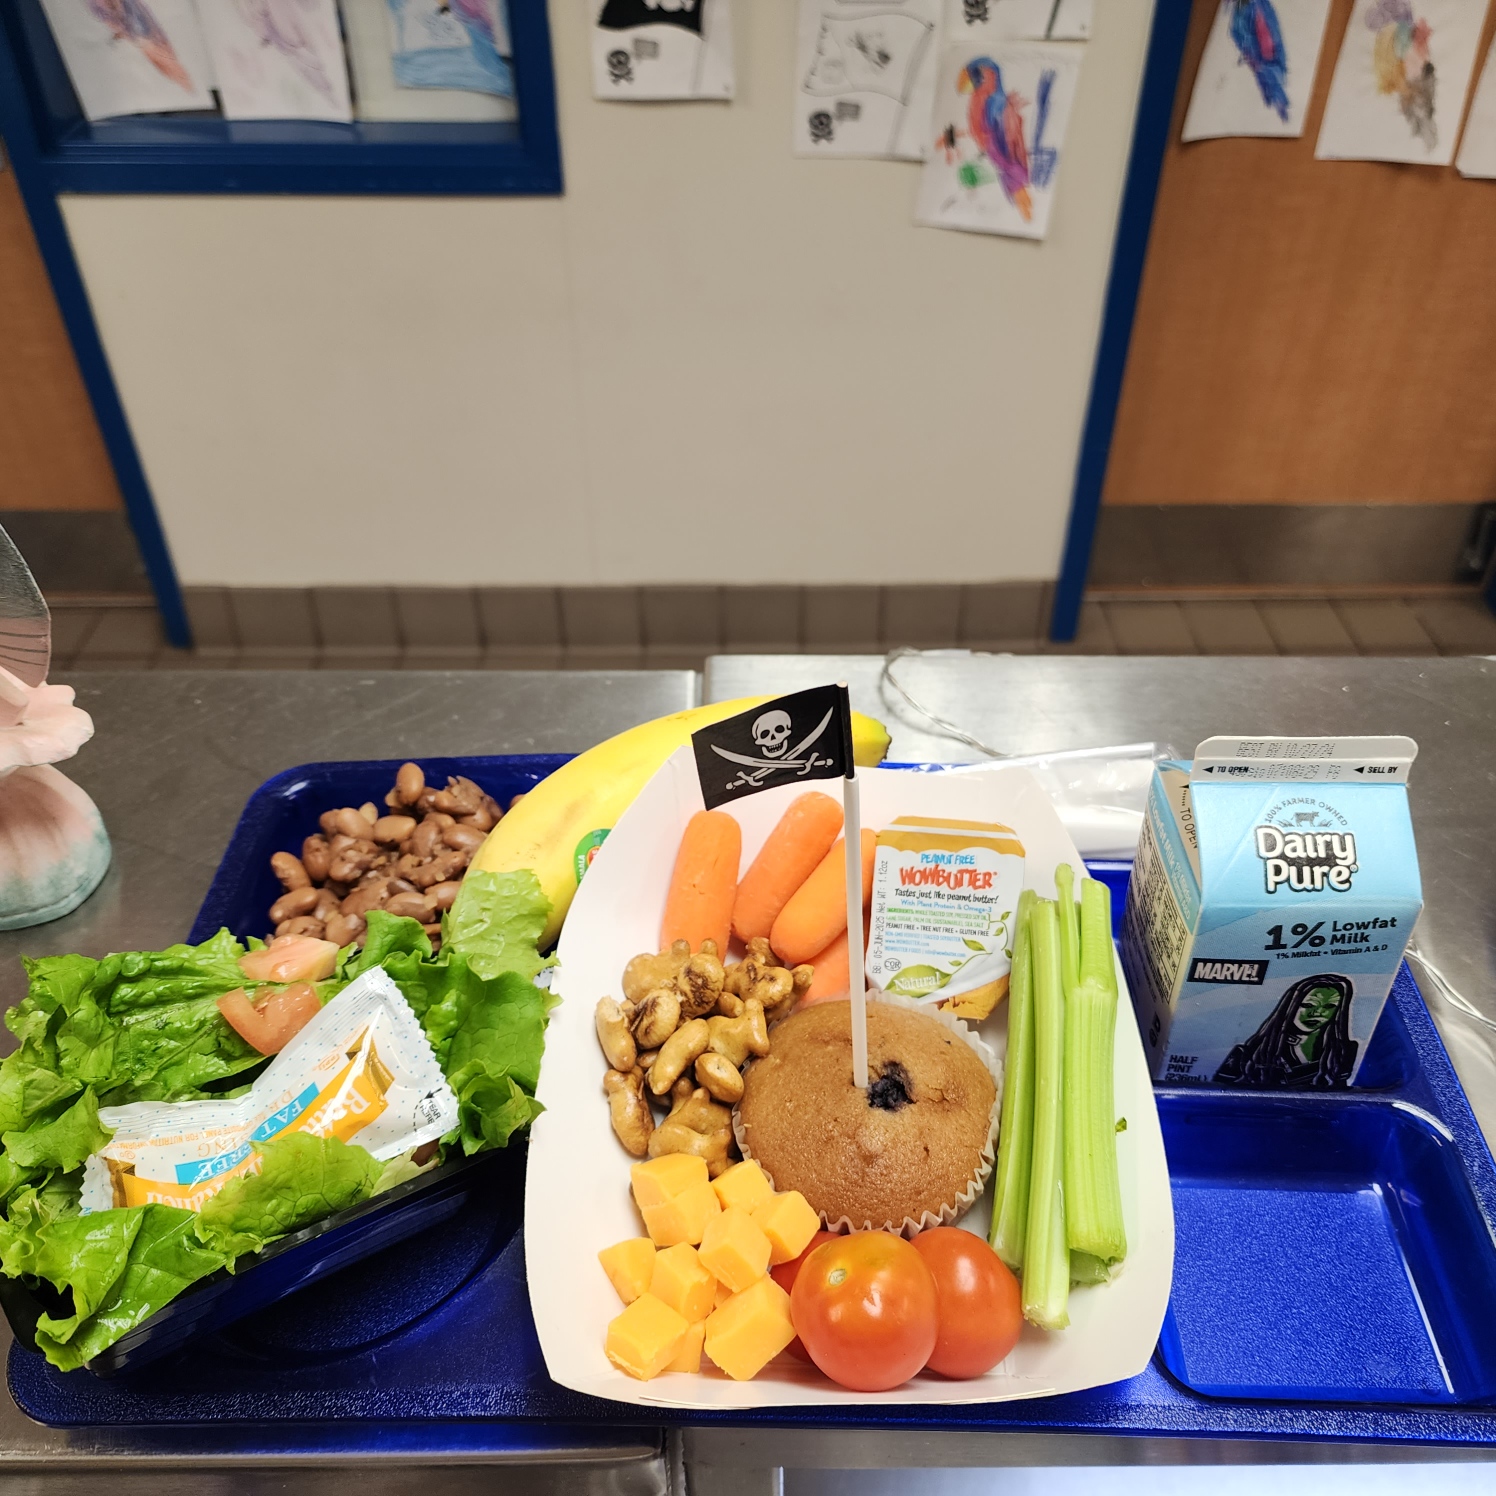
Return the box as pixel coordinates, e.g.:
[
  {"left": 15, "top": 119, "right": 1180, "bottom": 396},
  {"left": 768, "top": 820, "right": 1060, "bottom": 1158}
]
[{"left": 81, "top": 968, "right": 459, "bottom": 1214}]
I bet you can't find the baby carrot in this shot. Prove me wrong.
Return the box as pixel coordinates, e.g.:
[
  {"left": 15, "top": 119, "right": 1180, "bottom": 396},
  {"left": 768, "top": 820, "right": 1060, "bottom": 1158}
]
[
  {"left": 769, "top": 828, "right": 874, "bottom": 968},
  {"left": 799, "top": 909, "right": 872, "bottom": 1007},
  {"left": 732, "top": 792, "right": 844, "bottom": 945},
  {"left": 661, "top": 810, "right": 742, "bottom": 956}
]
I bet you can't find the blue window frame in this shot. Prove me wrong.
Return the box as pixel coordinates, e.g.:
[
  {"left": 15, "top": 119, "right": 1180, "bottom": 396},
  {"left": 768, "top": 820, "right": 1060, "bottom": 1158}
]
[{"left": 0, "top": 0, "right": 562, "bottom": 195}]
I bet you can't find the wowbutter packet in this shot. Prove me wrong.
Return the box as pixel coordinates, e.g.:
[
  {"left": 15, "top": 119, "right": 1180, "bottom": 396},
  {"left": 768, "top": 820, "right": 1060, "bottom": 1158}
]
[
  {"left": 80, "top": 968, "right": 457, "bottom": 1215},
  {"left": 866, "top": 816, "right": 1026, "bottom": 1021}
]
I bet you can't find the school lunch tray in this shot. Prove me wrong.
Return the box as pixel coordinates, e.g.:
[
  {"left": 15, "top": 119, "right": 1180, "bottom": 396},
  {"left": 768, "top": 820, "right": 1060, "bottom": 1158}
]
[{"left": 10, "top": 755, "right": 1496, "bottom": 1450}]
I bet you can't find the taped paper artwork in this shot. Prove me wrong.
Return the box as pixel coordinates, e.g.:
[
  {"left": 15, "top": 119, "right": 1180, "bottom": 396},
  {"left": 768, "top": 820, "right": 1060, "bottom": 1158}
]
[
  {"left": 199, "top": 0, "right": 354, "bottom": 121},
  {"left": 1316, "top": 0, "right": 1486, "bottom": 166},
  {"left": 591, "top": 0, "right": 734, "bottom": 100},
  {"left": 794, "top": 0, "right": 941, "bottom": 158},
  {"left": 1183, "top": 0, "right": 1334, "bottom": 140},
  {"left": 385, "top": 0, "right": 513, "bottom": 96},
  {"left": 915, "top": 40, "right": 1082, "bottom": 240},
  {"left": 40, "top": 0, "right": 214, "bottom": 119}
]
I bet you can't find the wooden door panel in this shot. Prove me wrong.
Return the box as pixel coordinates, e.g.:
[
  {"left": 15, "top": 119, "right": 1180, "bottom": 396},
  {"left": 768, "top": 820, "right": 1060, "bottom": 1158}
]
[
  {"left": 0, "top": 166, "right": 121, "bottom": 512},
  {"left": 1104, "top": 0, "right": 1496, "bottom": 507}
]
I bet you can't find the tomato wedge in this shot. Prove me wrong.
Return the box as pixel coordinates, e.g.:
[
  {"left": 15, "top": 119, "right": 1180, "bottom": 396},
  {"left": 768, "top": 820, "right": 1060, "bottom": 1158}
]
[
  {"left": 217, "top": 982, "right": 321, "bottom": 1055},
  {"left": 238, "top": 934, "right": 339, "bottom": 984}
]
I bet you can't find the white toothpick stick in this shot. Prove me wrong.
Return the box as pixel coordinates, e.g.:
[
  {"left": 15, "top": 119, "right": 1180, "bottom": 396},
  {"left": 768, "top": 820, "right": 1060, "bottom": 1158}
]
[{"left": 844, "top": 769, "right": 868, "bottom": 1090}]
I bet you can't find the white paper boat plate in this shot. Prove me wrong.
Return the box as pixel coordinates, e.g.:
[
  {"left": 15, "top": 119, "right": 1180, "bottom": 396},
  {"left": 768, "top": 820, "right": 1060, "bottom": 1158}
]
[{"left": 526, "top": 750, "right": 1175, "bottom": 1409}]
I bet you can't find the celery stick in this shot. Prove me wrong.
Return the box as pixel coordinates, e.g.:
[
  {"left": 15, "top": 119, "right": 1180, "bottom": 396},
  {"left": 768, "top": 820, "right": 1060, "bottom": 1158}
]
[
  {"left": 990, "top": 890, "right": 1036, "bottom": 1270},
  {"left": 1054, "top": 862, "right": 1080, "bottom": 999},
  {"left": 1022, "top": 899, "right": 1070, "bottom": 1330},
  {"left": 1070, "top": 1251, "right": 1110, "bottom": 1285},
  {"left": 1063, "top": 877, "right": 1127, "bottom": 1264}
]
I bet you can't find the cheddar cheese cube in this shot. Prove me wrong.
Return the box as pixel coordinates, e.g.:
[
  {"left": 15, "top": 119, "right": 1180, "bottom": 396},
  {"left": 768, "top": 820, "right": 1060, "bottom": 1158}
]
[
  {"left": 605, "top": 1293, "right": 690, "bottom": 1381},
  {"left": 753, "top": 1189, "right": 821, "bottom": 1266},
  {"left": 598, "top": 1237, "right": 657, "bottom": 1305},
  {"left": 703, "top": 1276, "right": 796, "bottom": 1381},
  {"left": 664, "top": 1319, "right": 706, "bottom": 1374},
  {"left": 650, "top": 1243, "right": 717, "bottom": 1322},
  {"left": 698, "top": 1206, "right": 772, "bottom": 1293},
  {"left": 631, "top": 1154, "right": 710, "bottom": 1211},
  {"left": 711, "top": 1159, "right": 774, "bottom": 1215},
  {"left": 713, "top": 1276, "right": 733, "bottom": 1309},
  {"left": 640, "top": 1178, "right": 721, "bottom": 1247}
]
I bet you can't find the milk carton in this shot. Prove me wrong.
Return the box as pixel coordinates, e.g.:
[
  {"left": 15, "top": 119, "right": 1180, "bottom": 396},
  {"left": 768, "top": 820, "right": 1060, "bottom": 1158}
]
[{"left": 1121, "top": 736, "right": 1422, "bottom": 1088}]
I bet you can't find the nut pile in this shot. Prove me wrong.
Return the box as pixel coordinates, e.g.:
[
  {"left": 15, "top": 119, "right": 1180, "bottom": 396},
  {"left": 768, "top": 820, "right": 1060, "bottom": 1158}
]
[
  {"left": 596, "top": 936, "right": 813, "bottom": 1176},
  {"left": 266, "top": 762, "right": 508, "bottom": 949}
]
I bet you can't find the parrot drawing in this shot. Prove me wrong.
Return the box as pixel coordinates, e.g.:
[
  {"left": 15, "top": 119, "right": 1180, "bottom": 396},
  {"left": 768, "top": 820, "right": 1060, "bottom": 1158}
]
[
  {"left": 85, "top": 0, "right": 193, "bottom": 90},
  {"left": 1227, "top": 0, "right": 1289, "bottom": 123},
  {"left": 235, "top": 0, "right": 337, "bottom": 104},
  {"left": 1366, "top": 0, "right": 1436, "bottom": 148},
  {"left": 954, "top": 56, "right": 1059, "bottom": 222}
]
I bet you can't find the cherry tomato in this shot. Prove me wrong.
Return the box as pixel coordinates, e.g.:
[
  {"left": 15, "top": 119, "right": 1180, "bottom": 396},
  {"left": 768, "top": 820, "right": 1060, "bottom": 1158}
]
[
  {"left": 909, "top": 1227, "right": 1022, "bottom": 1379},
  {"left": 789, "top": 1232, "right": 938, "bottom": 1392},
  {"left": 770, "top": 1231, "right": 838, "bottom": 1362}
]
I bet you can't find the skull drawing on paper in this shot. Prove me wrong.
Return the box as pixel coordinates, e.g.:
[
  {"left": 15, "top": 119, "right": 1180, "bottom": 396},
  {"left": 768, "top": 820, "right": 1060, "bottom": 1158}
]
[{"left": 752, "top": 711, "right": 793, "bottom": 759}]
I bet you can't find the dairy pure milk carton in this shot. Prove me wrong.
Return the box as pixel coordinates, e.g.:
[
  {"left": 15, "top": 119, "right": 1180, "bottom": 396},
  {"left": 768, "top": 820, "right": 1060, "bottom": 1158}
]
[{"left": 1121, "top": 736, "right": 1422, "bottom": 1088}]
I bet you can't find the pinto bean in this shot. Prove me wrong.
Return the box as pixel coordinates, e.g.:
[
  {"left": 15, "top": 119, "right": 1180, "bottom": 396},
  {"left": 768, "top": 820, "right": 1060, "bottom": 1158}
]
[
  {"left": 373, "top": 814, "right": 416, "bottom": 845},
  {"left": 301, "top": 835, "right": 332, "bottom": 882},
  {"left": 276, "top": 916, "right": 326, "bottom": 939},
  {"left": 409, "top": 818, "right": 444, "bottom": 859},
  {"left": 395, "top": 762, "right": 425, "bottom": 805},
  {"left": 442, "top": 823, "right": 485, "bottom": 853},
  {"left": 341, "top": 881, "right": 391, "bottom": 917},
  {"left": 271, "top": 852, "right": 311, "bottom": 892},
  {"left": 332, "top": 807, "right": 376, "bottom": 840},
  {"left": 426, "top": 880, "right": 463, "bottom": 912},
  {"left": 324, "top": 911, "right": 366, "bottom": 948},
  {"left": 269, "top": 887, "right": 321, "bottom": 924},
  {"left": 385, "top": 891, "right": 435, "bottom": 921}
]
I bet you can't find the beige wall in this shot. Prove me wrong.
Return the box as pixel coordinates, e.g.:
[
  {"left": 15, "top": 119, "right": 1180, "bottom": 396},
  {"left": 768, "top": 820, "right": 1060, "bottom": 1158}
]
[{"left": 60, "top": 0, "right": 1154, "bottom": 589}]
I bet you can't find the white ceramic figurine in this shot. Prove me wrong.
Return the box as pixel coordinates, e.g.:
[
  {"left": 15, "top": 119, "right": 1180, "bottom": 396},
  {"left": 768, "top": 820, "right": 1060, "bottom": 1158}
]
[{"left": 0, "top": 529, "right": 109, "bottom": 928}]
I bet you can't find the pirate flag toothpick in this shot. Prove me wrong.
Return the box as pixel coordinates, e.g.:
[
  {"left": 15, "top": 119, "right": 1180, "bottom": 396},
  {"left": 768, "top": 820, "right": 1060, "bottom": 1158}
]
[
  {"left": 692, "top": 685, "right": 872, "bottom": 1089},
  {"left": 690, "top": 684, "right": 851, "bottom": 810}
]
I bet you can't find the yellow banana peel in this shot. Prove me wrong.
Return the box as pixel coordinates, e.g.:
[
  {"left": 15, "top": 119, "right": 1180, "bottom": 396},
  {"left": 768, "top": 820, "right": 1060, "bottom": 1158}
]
[{"left": 471, "top": 696, "right": 892, "bottom": 948}]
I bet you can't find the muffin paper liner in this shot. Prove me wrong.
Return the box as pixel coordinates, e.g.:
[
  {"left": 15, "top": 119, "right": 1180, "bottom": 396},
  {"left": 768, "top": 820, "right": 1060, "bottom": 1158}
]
[{"left": 733, "top": 990, "right": 1003, "bottom": 1239}]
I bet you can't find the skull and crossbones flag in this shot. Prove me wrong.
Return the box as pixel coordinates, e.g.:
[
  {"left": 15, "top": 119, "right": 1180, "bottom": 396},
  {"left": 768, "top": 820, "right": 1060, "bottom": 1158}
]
[{"left": 691, "top": 684, "right": 854, "bottom": 810}]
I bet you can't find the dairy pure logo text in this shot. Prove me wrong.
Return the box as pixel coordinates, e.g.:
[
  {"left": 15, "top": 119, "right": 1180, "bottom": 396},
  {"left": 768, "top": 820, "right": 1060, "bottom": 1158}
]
[{"left": 1254, "top": 824, "right": 1358, "bottom": 893}]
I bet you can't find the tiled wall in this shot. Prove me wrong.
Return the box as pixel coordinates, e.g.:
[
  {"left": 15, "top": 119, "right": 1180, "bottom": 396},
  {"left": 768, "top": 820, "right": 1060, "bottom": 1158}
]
[{"left": 179, "top": 583, "right": 1053, "bottom": 669}]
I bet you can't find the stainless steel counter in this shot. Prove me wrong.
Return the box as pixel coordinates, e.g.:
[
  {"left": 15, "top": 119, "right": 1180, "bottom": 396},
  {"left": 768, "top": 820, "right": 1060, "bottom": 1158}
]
[{"left": 1, "top": 659, "right": 1493, "bottom": 1493}]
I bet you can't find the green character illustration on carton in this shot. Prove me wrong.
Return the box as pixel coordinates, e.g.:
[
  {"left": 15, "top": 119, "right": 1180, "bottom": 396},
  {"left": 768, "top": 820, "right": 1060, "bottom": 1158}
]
[{"left": 1214, "top": 973, "right": 1357, "bottom": 1089}]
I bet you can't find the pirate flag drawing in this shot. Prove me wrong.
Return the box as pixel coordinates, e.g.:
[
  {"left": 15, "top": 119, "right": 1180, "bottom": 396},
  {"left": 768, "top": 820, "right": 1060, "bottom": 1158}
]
[
  {"left": 598, "top": 0, "right": 704, "bottom": 35},
  {"left": 692, "top": 684, "right": 852, "bottom": 810},
  {"left": 1213, "top": 973, "right": 1358, "bottom": 1090}
]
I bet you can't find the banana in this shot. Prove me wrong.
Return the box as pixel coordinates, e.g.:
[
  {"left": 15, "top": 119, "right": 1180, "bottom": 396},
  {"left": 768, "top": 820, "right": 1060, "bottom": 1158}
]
[{"left": 472, "top": 696, "right": 892, "bottom": 948}]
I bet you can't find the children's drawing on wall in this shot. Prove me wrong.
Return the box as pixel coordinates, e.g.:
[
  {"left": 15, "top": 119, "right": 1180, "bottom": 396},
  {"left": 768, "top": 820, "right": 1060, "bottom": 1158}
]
[
  {"left": 199, "top": 0, "right": 354, "bottom": 120},
  {"left": 591, "top": 0, "right": 734, "bottom": 101},
  {"left": 384, "top": 0, "right": 513, "bottom": 95},
  {"left": 1182, "top": 0, "right": 1332, "bottom": 140},
  {"left": 40, "top": 0, "right": 214, "bottom": 119},
  {"left": 1316, "top": 0, "right": 1484, "bottom": 166},
  {"left": 944, "top": 0, "right": 1092, "bottom": 43},
  {"left": 794, "top": 0, "right": 941, "bottom": 158},
  {"left": 915, "top": 40, "right": 1082, "bottom": 239},
  {"left": 1456, "top": 35, "right": 1496, "bottom": 175}
]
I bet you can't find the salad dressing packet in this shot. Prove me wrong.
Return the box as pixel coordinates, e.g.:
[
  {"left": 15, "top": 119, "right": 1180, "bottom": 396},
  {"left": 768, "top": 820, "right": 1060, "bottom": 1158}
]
[
  {"left": 866, "top": 816, "right": 1026, "bottom": 1020},
  {"left": 81, "top": 968, "right": 458, "bottom": 1214}
]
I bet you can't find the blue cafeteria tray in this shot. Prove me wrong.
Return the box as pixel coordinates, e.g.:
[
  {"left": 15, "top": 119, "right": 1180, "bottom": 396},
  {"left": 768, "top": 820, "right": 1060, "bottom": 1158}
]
[{"left": 10, "top": 759, "right": 1496, "bottom": 1448}]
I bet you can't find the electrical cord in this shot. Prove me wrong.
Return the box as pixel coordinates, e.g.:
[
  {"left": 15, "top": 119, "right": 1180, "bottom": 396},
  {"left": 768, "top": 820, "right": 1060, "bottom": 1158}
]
[
  {"left": 879, "top": 647, "right": 1011, "bottom": 759},
  {"left": 1407, "top": 943, "right": 1496, "bottom": 1036}
]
